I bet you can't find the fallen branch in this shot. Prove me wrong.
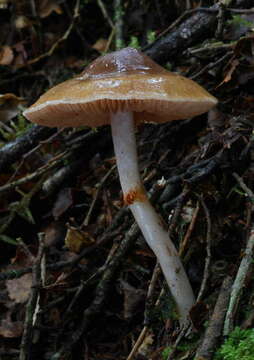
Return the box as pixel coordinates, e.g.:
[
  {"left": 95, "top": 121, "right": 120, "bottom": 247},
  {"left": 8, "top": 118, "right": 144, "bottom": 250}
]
[{"left": 195, "top": 276, "right": 233, "bottom": 360}]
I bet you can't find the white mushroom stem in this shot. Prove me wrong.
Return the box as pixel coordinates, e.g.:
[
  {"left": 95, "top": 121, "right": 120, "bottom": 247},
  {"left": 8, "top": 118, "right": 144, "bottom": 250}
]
[{"left": 111, "top": 111, "right": 195, "bottom": 323}]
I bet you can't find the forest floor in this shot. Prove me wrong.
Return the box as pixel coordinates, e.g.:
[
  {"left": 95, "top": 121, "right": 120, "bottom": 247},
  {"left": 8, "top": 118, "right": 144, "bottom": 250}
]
[{"left": 1, "top": 1, "right": 254, "bottom": 359}]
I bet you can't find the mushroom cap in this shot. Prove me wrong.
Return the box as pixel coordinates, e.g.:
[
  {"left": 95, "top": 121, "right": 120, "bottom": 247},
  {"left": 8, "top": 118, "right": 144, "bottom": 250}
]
[{"left": 24, "top": 47, "right": 217, "bottom": 127}]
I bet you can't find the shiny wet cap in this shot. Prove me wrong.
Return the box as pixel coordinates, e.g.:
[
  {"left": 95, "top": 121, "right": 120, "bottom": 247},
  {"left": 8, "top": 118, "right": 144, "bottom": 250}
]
[{"left": 24, "top": 47, "right": 217, "bottom": 127}]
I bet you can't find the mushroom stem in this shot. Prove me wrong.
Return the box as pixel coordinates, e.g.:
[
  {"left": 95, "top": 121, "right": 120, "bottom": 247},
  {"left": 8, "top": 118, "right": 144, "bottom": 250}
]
[{"left": 111, "top": 111, "right": 195, "bottom": 323}]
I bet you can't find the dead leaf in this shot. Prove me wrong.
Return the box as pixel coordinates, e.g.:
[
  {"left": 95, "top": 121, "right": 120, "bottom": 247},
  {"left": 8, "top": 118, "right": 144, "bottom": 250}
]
[
  {"left": 0, "top": 93, "right": 26, "bottom": 123},
  {"left": 65, "top": 225, "right": 95, "bottom": 253},
  {"left": 138, "top": 332, "right": 154, "bottom": 357},
  {"left": 39, "top": 0, "right": 62, "bottom": 18},
  {"left": 15, "top": 15, "right": 32, "bottom": 30},
  {"left": 6, "top": 273, "right": 32, "bottom": 303},
  {"left": 12, "top": 42, "right": 28, "bottom": 68},
  {"left": 92, "top": 39, "right": 108, "bottom": 53},
  {"left": 0, "top": 46, "right": 14, "bottom": 65},
  {"left": 120, "top": 280, "right": 145, "bottom": 319}
]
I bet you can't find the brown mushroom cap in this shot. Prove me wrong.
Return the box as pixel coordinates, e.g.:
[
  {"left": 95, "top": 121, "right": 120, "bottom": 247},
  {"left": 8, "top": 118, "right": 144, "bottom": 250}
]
[{"left": 24, "top": 47, "right": 217, "bottom": 127}]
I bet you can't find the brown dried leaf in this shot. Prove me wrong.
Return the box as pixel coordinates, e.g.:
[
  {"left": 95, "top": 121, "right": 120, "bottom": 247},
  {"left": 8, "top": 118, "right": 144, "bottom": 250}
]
[
  {"left": 15, "top": 15, "right": 32, "bottom": 29},
  {"left": 6, "top": 273, "right": 32, "bottom": 303},
  {"left": 120, "top": 280, "right": 145, "bottom": 319},
  {"left": 0, "top": 93, "right": 26, "bottom": 122},
  {"left": 39, "top": 0, "right": 62, "bottom": 18},
  {"left": 92, "top": 39, "right": 108, "bottom": 53},
  {"left": 65, "top": 226, "right": 95, "bottom": 253},
  {"left": 0, "top": 46, "right": 14, "bottom": 65}
]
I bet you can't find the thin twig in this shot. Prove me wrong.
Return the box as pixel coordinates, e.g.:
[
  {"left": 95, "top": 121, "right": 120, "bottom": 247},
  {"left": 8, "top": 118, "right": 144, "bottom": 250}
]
[
  {"left": 0, "top": 151, "right": 67, "bottom": 194},
  {"left": 224, "top": 220, "right": 254, "bottom": 335},
  {"left": 196, "top": 197, "right": 212, "bottom": 302},
  {"left": 51, "top": 223, "right": 139, "bottom": 359},
  {"left": 19, "top": 0, "right": 80, "bottom": 68},
  {"left": 127, "top": 262, "right": 161, "bottom": 360},
  {"left": 233, "top": 172, "right": 254, "bottom": 204},
  {"left": 97, "top": 0, "right": 114, "bottom": 29},
  {"left": 19, "top": 233, "right": 45, "bottom": 360},
  {"left": 0, "top": 209, "right": 128, "bottom": 281},
  {"left": 179, "top": 201, "right": 200, "bottom": 256},
  {"left": 82, "top": 165, "right": 116, "bottom": 227}
]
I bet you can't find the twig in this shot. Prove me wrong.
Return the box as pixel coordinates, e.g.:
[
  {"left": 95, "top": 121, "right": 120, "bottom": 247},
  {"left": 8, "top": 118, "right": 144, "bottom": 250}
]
[
  {"left": 190, "top": 51, "right": 233, "bottom": 80},
  {"left": 82, "top": 165, "right": 116, "bottom": 227},
  {"left": 228, "top": 8, "right": 254, "bottom": 14},
  {"left": 179, "top": 200, "right": 200, "bottom": 256},
  {"left": 60, "top": 240, "right": 120, "bottom": 330},
  {"left": 0, "top": 176, "right": 46, "bottom": 234},
  {"left": 127, "top": 327, "right": 149, "bottom": 360},
  {"left": 0, "top": 208, "right": 128, "bottom": 281},
  {"left": 19, "top": 233, "right": 45, "bottom": 360},
  {"left": 215, "top": 3, "right": 226, "bottom": 39},
  {"left": 233, "top": 172, "right": 254, "bottom": 204},
  {"left": 145, "top": 5, "right": 219, "bottom": 62},
  {"left": 224, "top": 221, "right": 254, "bottom": 335},
  {"left": 143, "top": 7, "right": 219, "bottom": 53},
  {"left": 97, "top": 0, "right": 114, "bottom": 29},
  {"left": 42, "top": 157, "right": 84, "bottom": 196},
  {"left": 196, "top": 197, "right": 212, "bottom": 302},
  {"left": 20, "top": 0, "right": 80, "bottom": 68},
  {"left": 50, "top": 223, "right": 139, "bottom": 359},
  {"left": 0, "top": 125, "right": 55, "bottom": 172},
  {"left": 126, "top": 262, "right": 161, "bottom": 360},
  {"left": 195, "top": 276, "right": 233, "bottom": 360},
  {"left": 7, "top": 129, "right": 64, "bottom": 185},
  {"left": 0, "top": 151, "right": 67, "bottom": 194},
  {"left": 167, "top": 187, "right": 190, "bottom": 234},
  {"left": 114, "top": 0, "right": 124, "bottom": 49}
]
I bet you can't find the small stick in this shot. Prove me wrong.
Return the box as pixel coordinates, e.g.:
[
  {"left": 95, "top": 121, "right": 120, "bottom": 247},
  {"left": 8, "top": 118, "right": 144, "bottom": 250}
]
[
  {"left": 0, "top": 151, "right": 67, "bottom": 194},
  {"left": 233, "top": 172, "right": 254, "bottom": 204},
  {"left": 224, "top": 223, "right": 254, "bottom": 335},
  {"left": 179, "top": 200, "right": 200, "bottom": 256},
  {"left": 97, "top": 0, "right": 114, "bottom": 29},
  {"left": 50, "top": 223, "right": 139, "bottom": 359},
  {"left": 82, "top": 165, "right": 116, "bottom": 227},
  {"left": 195, "top": 276, "right": 233, "bottom": 360},
  {"left": 196, "top": 197, "right": 212, "bottom": 302},
  {"left": 127, "top": 263, "right": 161, "bottom": 360},
  {"left": 19, "top": 233, "right": 45, "bottom": 360},
  {"left": 223, "top": 173, "right": 254, "bottom": 333}
]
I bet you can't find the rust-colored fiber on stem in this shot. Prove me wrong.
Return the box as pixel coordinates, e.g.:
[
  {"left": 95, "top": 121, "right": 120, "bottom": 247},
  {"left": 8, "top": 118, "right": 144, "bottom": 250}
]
[{"left": 123, "top": 186, "right": 147, "bottom": 205}]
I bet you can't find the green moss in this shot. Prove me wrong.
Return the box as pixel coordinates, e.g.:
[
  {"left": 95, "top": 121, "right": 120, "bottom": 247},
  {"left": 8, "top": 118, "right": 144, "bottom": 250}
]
[
  {"left": 0, "top": 114, "right": 33, "bottom": 143},
  {"left": 214, "top": 327, "right": 254, "bottom": 360},
  {"left": 162, "top": 347, "right": 172, "bottom": 359},
  {"left": 227, "top": 15, "right": 254, "bottom": 29},
  {"left": 128, "top": 36, "right": 139, "bottom": 49}
]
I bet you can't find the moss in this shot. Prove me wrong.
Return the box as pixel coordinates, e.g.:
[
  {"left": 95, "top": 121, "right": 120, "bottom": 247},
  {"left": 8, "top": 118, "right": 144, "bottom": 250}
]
[{"left": 214, "top": 327, "right": 254, "bottom": 360}]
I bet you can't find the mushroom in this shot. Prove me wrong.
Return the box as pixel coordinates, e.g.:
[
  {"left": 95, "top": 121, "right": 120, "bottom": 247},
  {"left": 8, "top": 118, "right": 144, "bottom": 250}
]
[{"left": 23, "top": 47, "right": 217, "bottom": 323}]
